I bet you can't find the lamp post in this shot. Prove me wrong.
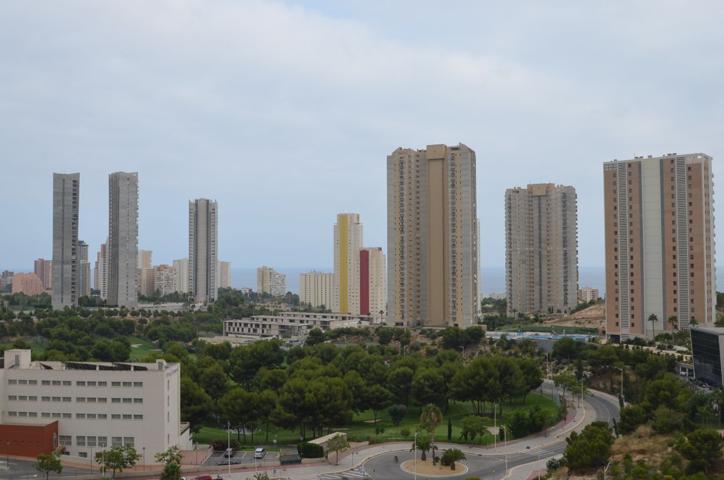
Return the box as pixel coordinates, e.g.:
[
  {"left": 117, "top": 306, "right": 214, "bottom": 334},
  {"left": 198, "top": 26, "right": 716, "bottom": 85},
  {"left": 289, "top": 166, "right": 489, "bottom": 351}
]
[
  {"left": 227, "top": 421, "right": 231, "bottom": 475},
  {"left": 501, "top": 425, "right": 508, "bottom": 474},
  {"left": 493, "top": 403, "right": 497, "bottom": 448},
  {"left": 413, "top": 431, "right": 418, "bottom": 480}
]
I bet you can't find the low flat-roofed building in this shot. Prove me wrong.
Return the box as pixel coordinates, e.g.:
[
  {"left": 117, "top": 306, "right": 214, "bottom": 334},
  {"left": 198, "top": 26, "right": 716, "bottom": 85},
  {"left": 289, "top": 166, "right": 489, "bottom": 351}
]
[
  {"left": 224, "top": 311, "right": 369, "bottom": 339},
  {"left": 691, "top": 326, "right": 724, "bottom": 387},
  {"left": 0, "top": 349, "right": 191, "bottom": 461}
]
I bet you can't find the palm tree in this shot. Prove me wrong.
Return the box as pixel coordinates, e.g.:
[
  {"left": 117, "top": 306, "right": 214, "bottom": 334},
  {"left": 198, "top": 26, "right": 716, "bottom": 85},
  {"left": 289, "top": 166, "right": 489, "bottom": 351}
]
[
  {"left": 648, "top": 313, "right": 658, "bottom": 338},
  {"left": 441, "top": 448, "right": 466, "bottom": 470},
  {"left": 668, "top": 315, "right": 679, "bottom": 331},
  {"left": 420, "top": 404, "right": 443, "bottom": 438},
  {"left": 411, "top": 432, "right": 431, "bottom": 461}
]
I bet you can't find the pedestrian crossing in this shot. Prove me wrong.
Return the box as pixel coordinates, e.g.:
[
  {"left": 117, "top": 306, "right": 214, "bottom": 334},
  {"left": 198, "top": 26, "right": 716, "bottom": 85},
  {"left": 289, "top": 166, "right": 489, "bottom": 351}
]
[{"left": 318, "top": 466, "right": 370, "bottom": 479}]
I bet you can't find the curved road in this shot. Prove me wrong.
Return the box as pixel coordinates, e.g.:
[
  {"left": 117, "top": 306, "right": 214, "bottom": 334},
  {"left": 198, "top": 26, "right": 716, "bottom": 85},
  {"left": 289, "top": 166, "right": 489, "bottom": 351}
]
[{"left": 361, "top": 388, "right": 619, "bottom": 480}]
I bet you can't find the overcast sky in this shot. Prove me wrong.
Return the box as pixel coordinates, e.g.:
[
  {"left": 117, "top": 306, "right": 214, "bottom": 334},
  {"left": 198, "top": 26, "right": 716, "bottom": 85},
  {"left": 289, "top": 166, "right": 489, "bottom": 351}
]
[{"left": 2, "top": 1, "right": 724, "bottom": 272}]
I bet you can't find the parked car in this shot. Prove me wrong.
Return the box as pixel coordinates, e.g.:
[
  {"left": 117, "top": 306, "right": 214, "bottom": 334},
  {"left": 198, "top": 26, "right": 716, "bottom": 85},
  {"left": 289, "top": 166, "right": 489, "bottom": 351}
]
[
  {"left": 223, "top": 447, "right": 235, "bottom": 458},
  {"left": 254, "top": 447, "right": 266, "bottom": 459}
]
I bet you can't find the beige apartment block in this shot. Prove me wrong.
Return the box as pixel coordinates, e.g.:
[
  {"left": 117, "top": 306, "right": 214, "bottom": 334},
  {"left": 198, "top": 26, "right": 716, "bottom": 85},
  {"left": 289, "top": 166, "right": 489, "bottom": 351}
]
[
  {"left": 578, "top": 287, "right": 600, "bottom": 303},
  {"left": 33, "top": 259, "right": 52, "bottom": 291},
  {"left": 218, "top": 261, "right": 231, "bottom": 289},
  {"left": 94, "top": 242, "right": 108, "bottom": 299},
  {"left": 333, "top": 213, "right": 363, "bottom": 314},
  {"left": 387, "top": 144, "right": 479, "bottom": 328},
  {"left": 604, "top": 153, "right": 716, "bottom": 339},
  {"left": 173, "top": 258, "right": 189, "bottom": 294},
  {"left": 505, "top": 183, "right": 579, "bottom": 316},
  {"left": 257, "top": 266, "right": 286, "bottom": 297},
  {"left": 11, "top": 273, "right": 44, "bottom": 296},
  {"left": 153, "top": 265, "right": 176, "bottom": 297},
  {"left": 107, "top": 172, "right": 139, "bottom": 309},
  {"left": 299, "top": 271, "right": 334, "bottom": 309}
]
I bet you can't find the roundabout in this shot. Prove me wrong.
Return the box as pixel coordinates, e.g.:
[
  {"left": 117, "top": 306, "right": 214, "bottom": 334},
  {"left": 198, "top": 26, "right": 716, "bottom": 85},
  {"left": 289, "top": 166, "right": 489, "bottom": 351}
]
[{"left": 400, "top": 458, "right": 469, "bottom": 477}]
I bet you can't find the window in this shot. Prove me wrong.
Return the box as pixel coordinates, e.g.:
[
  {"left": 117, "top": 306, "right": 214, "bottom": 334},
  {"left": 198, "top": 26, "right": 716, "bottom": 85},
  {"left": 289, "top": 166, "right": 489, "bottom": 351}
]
[
  {"left": 62, "top": 413, "right": 70, "bottom": 419},
  {"left": 98, "top": 437, "right": 108, "bottom": 447},
  {"left": 7, "top": 411, "right": 17, "bottom": 417},
  {"left": 122, "top": 382, "right": 132, "bottom": 387},
  {"left": 18, "top": 379, "right": 27, "bottom": 385},
  {"left": 59, "top": 436, "right": 72, "bottom": 447},
  {"left": 87, "top": 413, "right": 97, "bottom": 419},
  {"left": 8, "top": 379, "right": 17, "bottom": 385},
  {"left": 8, "top": 395, "right": 16, "bottom": 401},
  {"left": 98, "top": 381, "right": 107, "bottom": 387},
  {"left": 87, "top": 381, "right": 96, "bottom": 387},
  {"left": 133, "top": 398, "right": 142, "bottom": 404},
  {"left": 87, "top": 436, "right": 97, "bottom": 447},
  {"left": 112, "top": 437, "right": 123, "bottom": 447},
  {"left": 52, "top": 413, "right": 61, "bottom": 418},
  {"left": 41, "top": 380, "right": 50, "bottom": 385},
  {"left": 77, "top": 436, "right": 86, "bottom": 447},
  {"left": 41, "top": 412, "right": 50, "bottom": 418},
  {"left": 133, "top": 414, "right": 143, "bottom": 420},
  {"left": 76, "top": 381, "right": 86, "bottom": 387},
  {"left": 62, "top": 397, "right": 71, "bottom": 403},
  {"left": 77, "top": 397, "right": 85, "bottom": 403},
  {"left": 122, "top": 398, "right": 132, "bottom": 404},
  {"left": 78, "top": 452, "right": 87, "bottom": 458},
  {"left": 18, "top": 412, "right": 27, "bottom": 417},
  {"left": 76, "top": 413, "right": 86, "bottom": 419},
  {"left": 123, "top": 414, "right": 132, "bottom": 420},
  {"left": 28, "top": 380, "right": 37, "bottom": 385},
  {"left": 112, "top": 414, "right": 121, "bottom": 420},
  {"left": 28, "top": 412, "right": 37, "bottom": 418},
  {"left": 112, "top": 398, "right": 121, "bottom": 404},
  {"left": 28, "top": 396, "right": 37, "bottom": 401},
  {"left": 52, "top": 397, "right": 60, "bottom": 402},
  {"left": 62, "top": 381, "right": 71, "bottom": 386},
  {"left": 111, "top": 382, "right": 121, "bottom": 387},
  {"left": 51, "top": 380, "right": 60, "bottom": 386},
  {"left": 87, "top": 397, "right": 96, "bottom": 403},
  {"left": 97, "top": 398, "right": 107, "bottom": 403},
  {"left": 123, "top": 437, "right": 134, "bottom": 447},
  {"left": 133, "top": 382, "right": 143, "bottom": 387}
]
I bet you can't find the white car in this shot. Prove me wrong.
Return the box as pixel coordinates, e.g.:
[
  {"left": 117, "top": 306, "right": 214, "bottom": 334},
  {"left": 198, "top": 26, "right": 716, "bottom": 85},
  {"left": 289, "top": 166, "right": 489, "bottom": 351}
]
[{"left": 254, "top": 447, "right": 266, "bottom": 459}]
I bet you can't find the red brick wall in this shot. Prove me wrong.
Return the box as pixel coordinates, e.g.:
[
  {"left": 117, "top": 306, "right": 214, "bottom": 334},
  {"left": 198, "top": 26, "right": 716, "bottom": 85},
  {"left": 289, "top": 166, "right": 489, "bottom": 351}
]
[{"left": 0, "top": 422, "right": 58, "bottom": 457}]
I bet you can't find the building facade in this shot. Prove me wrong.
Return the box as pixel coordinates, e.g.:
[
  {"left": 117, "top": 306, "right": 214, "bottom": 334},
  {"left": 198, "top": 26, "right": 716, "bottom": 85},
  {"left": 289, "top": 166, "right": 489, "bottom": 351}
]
[
  {"left": 224, "top": 312, "right": 371, "bottom": 339},
  {"left": 107, "top": 172, "right": 139, "bottom": 308},
  {"left": 604, "top": 153, "right": 716, "bottom": 339},
  {"left": 94, "top": 243, "right": 108, "bottom": 299},
  {"left": 34, "top": 259, "right": 52, "bottom": 292},
  {"left": 333, "top": 213, "right": 363, "bottom": 314},
  {"left": 153, "top": 265, "right": 176, "bottom": 297},
  {"left": 505, "top": 183, "right": 578, "bottom": 316},
  {"left": 257, "top": 266, "right": 286, "bottom": 297},
  {"left": 218, "top": 261, "right": 231, "bottom": 289},
  {"left": 360, "top": 247, "right": 386, "bottom": 318},
  {"left": 299, "top": 271, "right": 334, "bottom": 309},
  {"left": 78, "top": 240, "right": 91, "bottom": 298},
  {"left": 52, "top": 173, "right": 80, "bottom": 309},
  {"left": 173, "top": 258, "right": 189, "bottom": 295},
  {"left": 387, "top": 144, "right": 479, "bottom": 327},
  {"left": 691, "top": 326, "right": 724, "bottom": 387},
  {"left": 189, "top": 199, "right": 218, "bottom": 303},
  {"left": 11, "top": 273, "right": 44, "bottom": 296},
  {"left": 0, "top": 349, "right": 191, "bottom": 461},
  {"left": 578, "top": 287, "right": 600, "bottom": 303}
]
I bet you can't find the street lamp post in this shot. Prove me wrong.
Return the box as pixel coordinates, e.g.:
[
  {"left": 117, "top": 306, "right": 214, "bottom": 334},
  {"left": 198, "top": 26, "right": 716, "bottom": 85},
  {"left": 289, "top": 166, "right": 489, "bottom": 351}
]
[
  {"left": 501, "top": 425, "right": 508, "bottom": 474},
  {"left": 413, "top": 431, "right": 418, "bottom": 480},
  {"left": 227, "top": 421, "right": 231, "bottom": 475}
]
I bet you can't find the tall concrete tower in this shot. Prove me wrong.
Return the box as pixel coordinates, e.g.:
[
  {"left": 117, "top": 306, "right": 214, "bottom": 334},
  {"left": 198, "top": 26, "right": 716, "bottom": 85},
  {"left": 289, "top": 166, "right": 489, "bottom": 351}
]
[
  {"left": 505, "top": 183, "right": 579, "bottom": 316},
  {"left": 387, "top": 144, "right": 479, "bottom": 327},
  {"left": 107, "top": 172, "right": 139, "bottom": 308},
  {"left": 189, "top": 199, "right": 218, "bottom": 303},
  {"left": 52, "top": 173, "right": 80, "bottom": 309}
]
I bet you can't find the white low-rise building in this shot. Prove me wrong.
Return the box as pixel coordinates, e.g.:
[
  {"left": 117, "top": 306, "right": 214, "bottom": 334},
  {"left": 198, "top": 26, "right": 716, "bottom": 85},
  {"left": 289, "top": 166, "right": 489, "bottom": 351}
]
[
  {"left": 224, "top": 311, "right": 370, "bottom": 339},
  {"left": 0, "top": 349, "right": 191, "bottom": 462}
]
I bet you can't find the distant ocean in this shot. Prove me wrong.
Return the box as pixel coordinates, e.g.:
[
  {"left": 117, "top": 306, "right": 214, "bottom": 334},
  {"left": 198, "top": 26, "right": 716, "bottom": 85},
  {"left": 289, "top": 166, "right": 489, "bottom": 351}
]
[{"left": 233, "top": 265, "right": 724, "bottom": 297}]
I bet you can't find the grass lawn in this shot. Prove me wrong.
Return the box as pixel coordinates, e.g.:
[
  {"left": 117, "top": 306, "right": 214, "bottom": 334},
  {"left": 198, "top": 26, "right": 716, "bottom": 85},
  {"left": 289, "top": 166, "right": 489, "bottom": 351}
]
[
  {"left": 193, "top": 393, "right": 560, "bottom": 447},
  {"left": 127, "top": 336, "right": 162, "bottom": 361}
]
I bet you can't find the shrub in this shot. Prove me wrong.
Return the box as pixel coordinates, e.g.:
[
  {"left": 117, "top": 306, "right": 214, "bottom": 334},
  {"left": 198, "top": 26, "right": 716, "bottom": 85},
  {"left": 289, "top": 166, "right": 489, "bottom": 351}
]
[
  {"left": 400, "top": 427, "right": 410, "bottom": 437},
  {"left": 297, "top": 442, "right": 324, "bottom": 458}
]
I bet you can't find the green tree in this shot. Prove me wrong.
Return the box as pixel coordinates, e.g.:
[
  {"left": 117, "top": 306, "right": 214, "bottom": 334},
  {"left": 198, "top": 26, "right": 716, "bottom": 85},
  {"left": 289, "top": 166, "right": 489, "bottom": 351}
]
[
  {"left": 412, "top": 368, "right": 446, "bottom": 407},
  {"left": 411, "top": 431, "right": 432, "bottom": 461},
  {"left": 675, "top": 428, "right": 724, "bottom": 474},
  {"left": 35, "top": 452, "right": 62, "bottom": 480},
  {"left": 388, "top": 404, "right": 407, "bottom": 427},
  {"left": 366, "top": 385, "right": 394, "bottom": 428},
  {"left": 155, "top": 446, "right": 183, "bottom": 480},
  {"left": 563, "top": 422, "right": 613, "bottom": 471},
  {"left": 387, "top": 366, "right": 414, "bottom": 405},
  {"left": 618, "top": 404, "right": 648, "bottom": 434},
  {"left": 440, "top": 448, "right": 466, "bottom": 470},
  {"left": 220, "top": 387, "right": 262, "bottom": 443},
  {"left": 420, "top": 404, "right": 444, "bottom": 435},
  {"left": 198, "top": 362, "right": 229, "bottom": 398},
  {"left": 326, "top": 434, "right": 349, "bottom": 465},
  {"left": 180, "top": 376, "right": 213, "bottom": 432},
  {"left": 305, "top": 328, "right": 325, "bottom": 346},
  {"left": 459, "top": 415, "right": 487, "bottom": 443},
  {"left": 95, "top": 446, "right": 140, "bottom": 479}
]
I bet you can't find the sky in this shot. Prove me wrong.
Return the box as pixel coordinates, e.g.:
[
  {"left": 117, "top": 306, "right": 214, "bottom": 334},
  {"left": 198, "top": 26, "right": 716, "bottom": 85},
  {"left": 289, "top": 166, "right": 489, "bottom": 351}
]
[{"left": 2, "top": 1, "right": 724, "bottom": 273}]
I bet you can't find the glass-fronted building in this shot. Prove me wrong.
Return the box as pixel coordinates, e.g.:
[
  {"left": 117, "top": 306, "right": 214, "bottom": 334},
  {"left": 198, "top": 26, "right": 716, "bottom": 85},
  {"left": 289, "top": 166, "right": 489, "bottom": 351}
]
[{"left": 691, "top": 326, "right": 724, "bottom": 387}]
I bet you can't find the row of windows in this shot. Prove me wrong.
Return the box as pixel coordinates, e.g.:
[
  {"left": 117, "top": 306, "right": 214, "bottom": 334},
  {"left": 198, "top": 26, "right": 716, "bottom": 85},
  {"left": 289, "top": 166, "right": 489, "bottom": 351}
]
[
  {"left": 7, "top": 379, "right": 143, "bottom": 388},
  {"left": 7, "top": 396, "right": 143, "bottom": 404},
  {"left": 59, "top": 435, "right": 135, "bottom": 448},
  {"left": 8, "top": 411, "right": 143, "bottom": 420}
]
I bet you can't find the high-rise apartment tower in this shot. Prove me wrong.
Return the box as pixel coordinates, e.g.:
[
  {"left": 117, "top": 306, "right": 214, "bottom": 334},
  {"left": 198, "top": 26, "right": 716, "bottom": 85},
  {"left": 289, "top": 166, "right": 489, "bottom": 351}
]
[
  {"left": 189, "top": 199, "right": 218, "bottom": 303},
  {"left": 333, "top": 213, "right": 363, "bottom": 314},
  {"left": 387, "top": 144, "right": 479, "bottom": 327},
  {"left": 604, "top": 153, "right": 716, "bottom": 339},
  {"left": 52, "top": 173, "right": 80, "bottom": 309},
  {"left": 107, "top": 172, "right": 139, "bottom": 308},
  {"left": 505, "top": 183, "right": 578, "bottom": 316}
]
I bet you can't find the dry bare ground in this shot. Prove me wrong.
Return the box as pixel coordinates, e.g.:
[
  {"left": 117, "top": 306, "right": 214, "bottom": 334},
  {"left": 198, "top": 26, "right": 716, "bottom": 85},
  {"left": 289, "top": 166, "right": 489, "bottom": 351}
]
[{"left": 543, "top": 304, "right": 605, "bottom": 331}]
